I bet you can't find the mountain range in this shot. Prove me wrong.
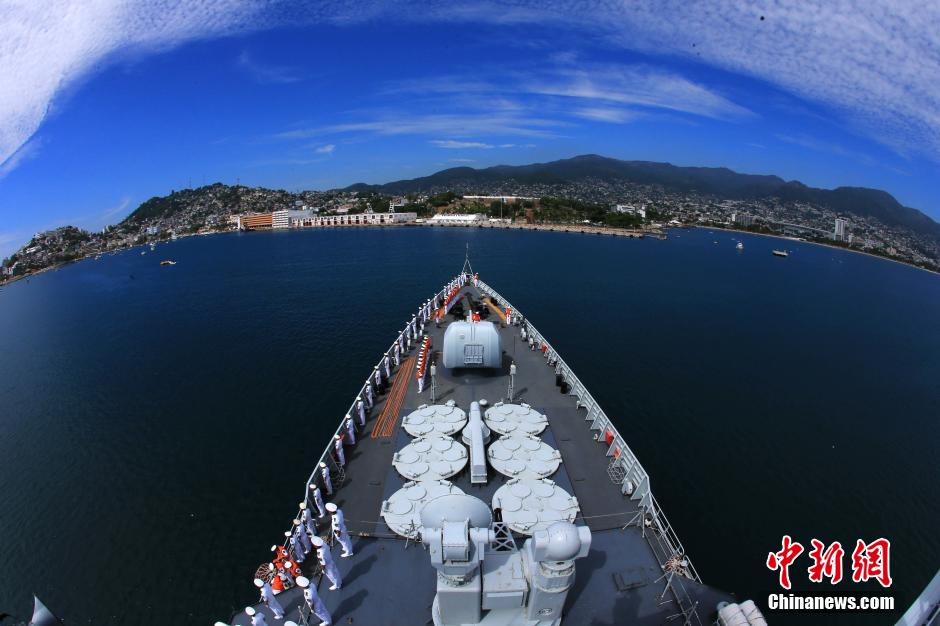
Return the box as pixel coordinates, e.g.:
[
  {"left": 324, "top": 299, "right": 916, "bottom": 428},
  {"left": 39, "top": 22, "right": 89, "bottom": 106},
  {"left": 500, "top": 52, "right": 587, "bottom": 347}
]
[{"left": 346, "top": 155, "right": 939, "bottom": 241}]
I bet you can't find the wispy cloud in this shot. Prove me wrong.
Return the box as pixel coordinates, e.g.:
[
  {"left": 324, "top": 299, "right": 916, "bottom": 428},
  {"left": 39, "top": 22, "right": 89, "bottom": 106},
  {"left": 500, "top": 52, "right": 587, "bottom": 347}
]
[
  {"left": 236, "top": 51, "right": 303, "bottom": 84},
  {"left": 431, "top": 140, "right": 494, "bottom": 149},
  {"left": 315, "top": 143, "right": 336, "bottom": 154},
  {"left": 776, "top": 133, "right": 876, "bottom": 166},
  {"left": 0, "top": 138, "right": 43, "bottom": 180},
  {"left": 0, "top": 1, "right": 279, "bottom": 176},
  {"left": 4, "top": 0, "right": 940, "bottom": 182},
  {"left": 572, "top": 107, "right": 642, "bottom": 124},
  {"left": 450, "top": 158, "right": 476, "bottom": 163},
  {"left": 278, "top": 112, "right": 568, "bottom": 141},
  {"left": 524, "top": 65, "right": 753, "bottom": 121}
]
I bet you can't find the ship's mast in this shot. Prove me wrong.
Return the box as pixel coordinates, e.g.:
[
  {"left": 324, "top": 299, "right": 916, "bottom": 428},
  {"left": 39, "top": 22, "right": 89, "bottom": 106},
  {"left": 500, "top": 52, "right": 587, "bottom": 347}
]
[{"left": 461, "top": 243, "right": 474, "bottom": 276}]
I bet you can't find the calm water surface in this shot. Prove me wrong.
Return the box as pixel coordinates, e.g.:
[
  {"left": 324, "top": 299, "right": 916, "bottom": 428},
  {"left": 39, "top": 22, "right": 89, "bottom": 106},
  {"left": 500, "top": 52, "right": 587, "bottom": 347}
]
[{"left": 0, "top": 227, "right": 937, "bottom": 625}]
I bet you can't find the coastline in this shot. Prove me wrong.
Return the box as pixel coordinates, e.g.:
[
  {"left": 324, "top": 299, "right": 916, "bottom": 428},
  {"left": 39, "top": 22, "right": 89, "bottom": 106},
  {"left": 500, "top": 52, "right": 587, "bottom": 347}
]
[
  {"left": 692, "top": 224, "right": 940, "bottom": 276},
  {"left": 3, "top": 221, "right": 937, "bottom": 287}
]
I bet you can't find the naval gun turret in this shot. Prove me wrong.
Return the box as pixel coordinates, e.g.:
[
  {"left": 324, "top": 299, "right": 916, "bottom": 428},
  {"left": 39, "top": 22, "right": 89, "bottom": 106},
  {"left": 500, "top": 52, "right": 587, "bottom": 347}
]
[
  {"left": 442, "top": 321, "right": 501, "bottom": 369},
  {"left": 419, "top": 493, "right": 592, "bottom": 626}
]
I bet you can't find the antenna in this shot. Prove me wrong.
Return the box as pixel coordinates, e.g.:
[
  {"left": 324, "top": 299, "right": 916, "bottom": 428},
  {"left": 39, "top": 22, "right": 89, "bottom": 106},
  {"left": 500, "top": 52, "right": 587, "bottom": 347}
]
[{"left": 462, "top": 242, "right": 474, "bottom": 276}]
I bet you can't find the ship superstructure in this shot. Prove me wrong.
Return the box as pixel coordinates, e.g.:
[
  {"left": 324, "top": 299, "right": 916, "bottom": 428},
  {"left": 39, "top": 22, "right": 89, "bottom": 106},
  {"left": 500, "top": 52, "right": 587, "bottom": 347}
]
[{"left": 224, "top": 267, "right": 763, "bottom": 626}]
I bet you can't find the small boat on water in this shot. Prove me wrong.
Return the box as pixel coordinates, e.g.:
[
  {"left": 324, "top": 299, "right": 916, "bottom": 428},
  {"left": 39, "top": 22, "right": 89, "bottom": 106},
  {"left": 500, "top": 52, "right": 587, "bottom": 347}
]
[
  {"left": 736, "top": 242, "right": 744, "bottom": 251},
  {"left": 150, "top": 242, "right": 157, "bottom": 251},
  {"left": 772, "top": 249, "right": 789, "bottom": 257},
  {"left": 160, "top": 260, "right": 176, "bottom": 266}
]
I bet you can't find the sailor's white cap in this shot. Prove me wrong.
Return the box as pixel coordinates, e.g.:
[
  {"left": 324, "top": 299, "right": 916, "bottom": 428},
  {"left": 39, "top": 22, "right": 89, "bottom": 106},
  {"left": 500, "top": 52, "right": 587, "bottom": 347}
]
[
  {"left": 292, "top": 519, "right": 300, "bottom": 526},
  {"left": 253, "top": 578, "right": 264, "bottom": 588},
  {"left": 374, "top": 365, "right": 379, "bottom": 370},
  {"left": 312, "top": 536, "right": 325, "bottom": 547},
  {"left": 295, "top": 575, "right": 310, "bottom": 588},
  {"left": 334, "top": 434, "right": 341, "bottom": 440},
  {"left": 345, "top": 413, "right": 352, "bottom": 420},
  {"left": 299, "top": 502, "right": 307, "bottom": 509},
  {"left": 356, "top": 396, "right": 361, "bottom": 401},
  {"left": 319, "top": 462, "right": 327, "bottom": 469},
  {"left": 245, "top": 607, "right": 256, "bottom": 616},
  {"left": 285, "top": 531, "right": 292, "bottom": 538},
  {"left": 325, "top": 502, "right": 338, "bottom": 513},
  {"left": 270, "top": 545, "right": 277, "bottom": 552}
]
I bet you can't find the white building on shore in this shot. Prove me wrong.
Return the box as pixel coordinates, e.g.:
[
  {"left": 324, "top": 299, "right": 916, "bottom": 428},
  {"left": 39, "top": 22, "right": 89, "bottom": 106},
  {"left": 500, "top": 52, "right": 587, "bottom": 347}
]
[{"left": 427, "top": 213, "right": 486, "bottom": 225}]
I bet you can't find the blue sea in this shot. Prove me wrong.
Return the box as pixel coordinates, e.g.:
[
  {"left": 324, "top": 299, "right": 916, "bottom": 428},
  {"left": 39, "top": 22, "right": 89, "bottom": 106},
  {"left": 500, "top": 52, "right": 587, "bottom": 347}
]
[{"left": 0, "top": 226, "right": 937, "bottom": 625}]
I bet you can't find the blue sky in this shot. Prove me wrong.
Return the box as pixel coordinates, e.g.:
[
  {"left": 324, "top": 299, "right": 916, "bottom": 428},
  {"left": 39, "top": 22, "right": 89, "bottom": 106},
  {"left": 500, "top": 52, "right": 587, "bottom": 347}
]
[{"left": 1, "top": 2, "right": 939, "bottom": 258}]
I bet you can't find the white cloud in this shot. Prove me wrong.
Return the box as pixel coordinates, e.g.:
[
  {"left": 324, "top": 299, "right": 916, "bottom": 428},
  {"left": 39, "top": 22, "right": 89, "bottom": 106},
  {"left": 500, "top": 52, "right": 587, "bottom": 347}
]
[
  {"left": 4, "top": 0, "right": 939, "bottom": 180},
  {"left": 315, "top": 143, "right": 336, "bottom": 154},
  {"left": 572, "top": 107, "right": 642, "bottom": 124},
  {"left": 0, "top": 138, "right": 43, "bottom": 180},
  {"left": 280, "top": 113, "right": 567, "bottom": 141},
  {"left": 0, "top": 1, "right": 282, "bottom": 174},
  {"left": 236, "top": 50, "right": 303, "bottom": 84},
  {"left": 431, "top": 140, "right": 494, "bottom": 149},
  {"left": 525, "top": 65, "right": 752, "bottom": 121},
  {"left": 416, "top": 1, "right": 940, "bottom": 159}
]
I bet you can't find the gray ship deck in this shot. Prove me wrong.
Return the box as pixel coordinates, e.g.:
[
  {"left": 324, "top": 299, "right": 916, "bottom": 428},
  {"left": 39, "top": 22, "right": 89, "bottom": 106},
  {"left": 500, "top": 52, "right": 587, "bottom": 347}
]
[{"left": 230, "top": 283, "right": 735, "bottom": 625}]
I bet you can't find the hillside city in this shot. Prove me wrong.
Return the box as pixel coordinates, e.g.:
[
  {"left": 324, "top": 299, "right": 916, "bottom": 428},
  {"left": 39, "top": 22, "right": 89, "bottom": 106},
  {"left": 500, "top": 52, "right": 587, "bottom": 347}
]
[{"left": 3, "top": 178, "right": 939, "bottom": 282}]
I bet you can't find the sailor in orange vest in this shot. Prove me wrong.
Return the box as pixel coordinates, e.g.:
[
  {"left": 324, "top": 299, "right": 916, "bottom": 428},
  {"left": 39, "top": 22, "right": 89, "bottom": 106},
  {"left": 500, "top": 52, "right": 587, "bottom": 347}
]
[
  {"left": 244, "top": 606, "right": 267, "bottom": 626},
  {"left": 254, "top": 577, "right": 285, "bottom": 619},
  {"left": 271, "top": 563, "right": 284, "bottom": 595}
]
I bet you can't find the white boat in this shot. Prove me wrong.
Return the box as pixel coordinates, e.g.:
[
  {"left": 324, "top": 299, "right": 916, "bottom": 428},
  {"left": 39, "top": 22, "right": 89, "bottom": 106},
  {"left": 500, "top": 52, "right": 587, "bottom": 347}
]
[
  {"left": 772, "top": 249, "right": 788, "bottom": 257},
  {"left": 736, "top": 242, "right": 743, "bottom": 251}
]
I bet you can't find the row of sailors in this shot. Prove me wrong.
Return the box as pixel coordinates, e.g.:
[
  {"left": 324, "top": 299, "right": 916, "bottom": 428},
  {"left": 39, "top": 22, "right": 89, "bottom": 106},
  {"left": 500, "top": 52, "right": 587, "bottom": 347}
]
[
  {"left": 240, "top": 298, "right": 441, "bottom": 626},
  {"left": 248, "top": 501, "right": 352, "bottom": 624}
]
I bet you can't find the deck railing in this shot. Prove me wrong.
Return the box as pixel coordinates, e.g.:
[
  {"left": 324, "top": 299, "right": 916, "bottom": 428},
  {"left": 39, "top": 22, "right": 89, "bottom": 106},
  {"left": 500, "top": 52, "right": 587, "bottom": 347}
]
[
  {"left": 476, "top": 278, "right": 706, "bottom": 624},
  {"left": 282, "top": 273, "right": 704, "bottom": 624}
]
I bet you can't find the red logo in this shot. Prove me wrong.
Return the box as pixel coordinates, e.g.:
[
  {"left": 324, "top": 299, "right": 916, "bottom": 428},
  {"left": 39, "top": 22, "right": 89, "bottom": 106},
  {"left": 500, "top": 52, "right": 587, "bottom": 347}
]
[
  {"left": 766, "top": 535, "right": 804, "bottom": 590},
  {"left": 851, "top": 538, "right": 893, "bottom": 588},
  {"left": 767, "top": 536, "right": 892, "bottom": 588}
]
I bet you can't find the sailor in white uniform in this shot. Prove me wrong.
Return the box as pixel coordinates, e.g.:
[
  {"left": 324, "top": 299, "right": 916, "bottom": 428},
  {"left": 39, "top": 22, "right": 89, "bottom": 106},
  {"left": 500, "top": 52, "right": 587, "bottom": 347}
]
[
  {"left": 289, "top": 535, "right": 304, "bottom": 563},
  {"left": 319, "top": 462, "right": 333, "bottom": 495},
  {"left": 300, "top": 502, "right": 317, "bottom": 537},
  {"left": 333, "top": 435, "right": 345, "bottom": 467},
  {"left": 326, "top": 502, "right": 354, "bottom": 557},
  {"left": 244, "top": 606, "right": 267, "bottom": 626},
  {"left": 373, "top": 365, "right": 382, "bottom": 390},
  {"left": 310, "top": 484, "right": 327, "bottom": 518},
  {"left": 383, "top": 354, "right": 391, "bottom": 379},
  {"left": 356, "top": 398, "right": 366, "bottom": 427},
  {"left": 294, "top": 519, "right": 312, "bottom": 555},
  {"left": 344, "top": 415, "right": 356, "bottom": 445},
  {"left": 254, "top": 578, "right": 285, "bottom": 620},
  {"left": 364, "top": 382, "right": 373, "bottom": 408},
  {"left": 296, "top": 576, "right": 332, "bottom": 626},
  {"left": 393, "top": 343, "right": 401, "bottom": 367},
  {"left": 313, "top": 536, "right": 342, "bottom": 590}
]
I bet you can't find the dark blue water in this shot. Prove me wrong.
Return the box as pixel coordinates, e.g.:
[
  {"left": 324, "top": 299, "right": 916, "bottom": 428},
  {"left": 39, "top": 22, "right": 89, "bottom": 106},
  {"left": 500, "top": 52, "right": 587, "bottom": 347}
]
[{"left": 0, "top": 227, "right": 937, "bottom": 625}]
